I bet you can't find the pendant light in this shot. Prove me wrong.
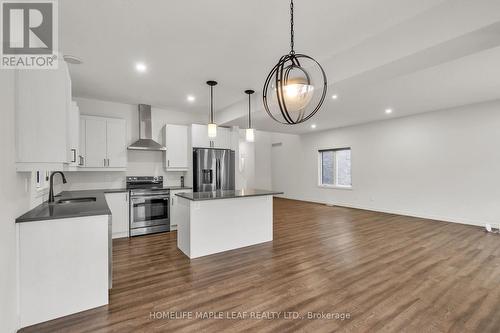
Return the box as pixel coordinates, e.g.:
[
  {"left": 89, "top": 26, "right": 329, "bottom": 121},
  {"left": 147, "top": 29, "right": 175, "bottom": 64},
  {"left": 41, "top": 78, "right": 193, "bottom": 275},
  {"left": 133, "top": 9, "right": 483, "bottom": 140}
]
[
  {"left": 245, "top": 89, "right": 255, "bottom": 142},
  {"left": 207, "top": 80, "right": 217, "bottom": 138},
  {"left": 263, "top": 0, "right": 327, "bottom": 125}
]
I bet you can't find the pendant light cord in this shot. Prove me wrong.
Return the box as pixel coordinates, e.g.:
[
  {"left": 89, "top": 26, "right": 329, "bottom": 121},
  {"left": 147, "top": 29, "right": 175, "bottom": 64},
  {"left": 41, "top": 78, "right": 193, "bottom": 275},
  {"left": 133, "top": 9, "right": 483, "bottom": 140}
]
[
  {"left": 210, "top": 85, "right": 214, "bottom": 123},
  {"left": 248, "top": 94, "right": 252, "bottom": 128},
  {"left": 290, "top": 0, "right": 295, "bottom": 54}
]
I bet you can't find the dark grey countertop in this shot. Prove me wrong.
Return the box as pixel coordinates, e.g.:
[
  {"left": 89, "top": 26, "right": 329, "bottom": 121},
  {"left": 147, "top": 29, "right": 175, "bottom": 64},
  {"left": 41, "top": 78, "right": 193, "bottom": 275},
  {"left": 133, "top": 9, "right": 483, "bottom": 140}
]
[
  {"left": 16, "top": 186, "right": 193, "bottom": 223},
  {"left": 16, "top": 190, "right": 112, "bottom": 223},
  {"left": 176, "top": 189, "right": 283, "bottom": 201}
]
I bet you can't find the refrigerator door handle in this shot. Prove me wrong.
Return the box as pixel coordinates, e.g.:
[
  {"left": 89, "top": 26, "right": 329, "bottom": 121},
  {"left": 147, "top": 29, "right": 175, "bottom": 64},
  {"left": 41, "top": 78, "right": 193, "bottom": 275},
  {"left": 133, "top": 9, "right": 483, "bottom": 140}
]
[{"left": 216, "top": 159, "right": 220, "bottom": 190}]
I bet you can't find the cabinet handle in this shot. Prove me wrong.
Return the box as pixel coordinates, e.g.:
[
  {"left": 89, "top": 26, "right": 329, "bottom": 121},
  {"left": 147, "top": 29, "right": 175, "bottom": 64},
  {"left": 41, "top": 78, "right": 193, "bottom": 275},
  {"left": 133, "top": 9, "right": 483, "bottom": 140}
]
[
  {"left": 71, "top": 149, "right": 77, "bottom": 163},
  {"left": 104, "top": 158, "right": 107, "bottom": 167},
  {"left": 168, "top": 160, "right": 170, "bottom": 167},
  {"left": 78, "top": 155, "right": 84, "bottom": 166},
  {"left": 107, "top": 158, "right": 110, "bottom": 167}
]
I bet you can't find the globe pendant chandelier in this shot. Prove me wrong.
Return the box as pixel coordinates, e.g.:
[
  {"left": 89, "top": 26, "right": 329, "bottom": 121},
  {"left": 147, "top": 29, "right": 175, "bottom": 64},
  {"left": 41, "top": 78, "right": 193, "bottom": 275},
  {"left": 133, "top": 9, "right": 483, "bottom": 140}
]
[{"left": 263, "top": 0, "right": 327, "bottom": 125}]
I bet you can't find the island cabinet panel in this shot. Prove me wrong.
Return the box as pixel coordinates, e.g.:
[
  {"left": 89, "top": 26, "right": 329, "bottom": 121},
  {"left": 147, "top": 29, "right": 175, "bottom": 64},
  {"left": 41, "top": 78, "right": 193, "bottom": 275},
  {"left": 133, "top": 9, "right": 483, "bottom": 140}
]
[
  {"left": 18, "top": 215, "right": 109, "bottom": 328},
  {"left": 176, "top": 195, "right": 273, "bottom": 259}
]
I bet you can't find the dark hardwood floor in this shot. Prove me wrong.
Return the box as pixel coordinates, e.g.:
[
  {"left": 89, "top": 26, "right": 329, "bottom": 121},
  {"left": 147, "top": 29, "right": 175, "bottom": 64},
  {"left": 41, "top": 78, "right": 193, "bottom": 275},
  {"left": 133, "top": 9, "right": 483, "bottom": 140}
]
[{"left": 21, "top": 198, "right": 500, "bottom": 332}]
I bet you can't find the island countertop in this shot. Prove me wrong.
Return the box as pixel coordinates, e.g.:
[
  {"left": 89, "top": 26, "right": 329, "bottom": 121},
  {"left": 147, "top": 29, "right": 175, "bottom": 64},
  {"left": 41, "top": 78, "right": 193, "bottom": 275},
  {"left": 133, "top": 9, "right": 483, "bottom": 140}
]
[{"left": 175, "top": 189, "right": 283, "bottom": 201}]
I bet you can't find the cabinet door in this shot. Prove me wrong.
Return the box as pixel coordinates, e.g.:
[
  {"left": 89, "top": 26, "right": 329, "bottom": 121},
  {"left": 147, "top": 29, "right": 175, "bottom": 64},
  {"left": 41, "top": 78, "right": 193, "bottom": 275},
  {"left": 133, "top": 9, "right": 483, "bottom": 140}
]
[
  {"left": 79, "top": 118, "right": 86, "bottom": 166},
  {"left": 85, "top": 118, "right": 107, "bottom": 167},
  {"left": 215, "top": 127, "right": 230, "bottom": 149},
  {"left": 67, "top": 102, "right": 80, "bottom": 165},
  {"left": 106, "top": 119, "right": 127, "bottom": 168},
  {"left": 165, "top": 124, "right": 188, "bottom": 170},
  {"left": 170, "top": 189, "right": 192, "bottom": 230},
  {"left": 191, "top": 124, "right": 211, "bottom": 148},
  {"left": 105, "top": 192, "right": 129, "bottom": 239},
  {"left": 15, "top": 61, "right": 69, "bottom": 164}
]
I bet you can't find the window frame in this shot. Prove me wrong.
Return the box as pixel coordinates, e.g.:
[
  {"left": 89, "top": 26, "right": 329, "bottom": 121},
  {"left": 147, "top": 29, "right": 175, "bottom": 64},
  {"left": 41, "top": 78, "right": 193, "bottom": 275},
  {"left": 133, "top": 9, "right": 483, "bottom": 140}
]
[{"left": 317, "top": 147, "right": 352, "bottom": 190}]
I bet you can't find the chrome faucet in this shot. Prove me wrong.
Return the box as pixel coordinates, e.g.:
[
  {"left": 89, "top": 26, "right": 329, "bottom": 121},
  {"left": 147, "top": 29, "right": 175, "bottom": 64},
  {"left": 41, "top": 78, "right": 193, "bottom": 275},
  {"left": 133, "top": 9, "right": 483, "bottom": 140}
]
[{"left": 48, "top": 171, "right": 67, "bottom": 203}]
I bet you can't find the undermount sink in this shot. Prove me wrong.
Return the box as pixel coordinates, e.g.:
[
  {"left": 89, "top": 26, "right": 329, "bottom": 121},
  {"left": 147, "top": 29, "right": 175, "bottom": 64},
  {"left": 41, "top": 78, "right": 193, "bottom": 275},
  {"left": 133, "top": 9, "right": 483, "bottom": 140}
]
[{"left": 57, "top": 197, "right": 97, "bottom": 204}]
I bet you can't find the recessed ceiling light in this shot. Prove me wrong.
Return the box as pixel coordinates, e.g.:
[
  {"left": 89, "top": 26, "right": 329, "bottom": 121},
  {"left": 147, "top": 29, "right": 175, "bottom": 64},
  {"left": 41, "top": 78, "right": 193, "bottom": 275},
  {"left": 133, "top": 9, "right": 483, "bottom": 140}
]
[
  {"left": 311, "top": 124, "right": 317, "bottom": 129},
  {"left": 187, "top": 95, "right": 195, "bottom": 102},
  {"left": 385, "top": 108, "right": 393, "bottom": 114},
  {"left": 332, "top": 94, "right": 338, "bottom": 100},
  {"left": 135, "top": 62, "right": 147, "bottom": 73}
]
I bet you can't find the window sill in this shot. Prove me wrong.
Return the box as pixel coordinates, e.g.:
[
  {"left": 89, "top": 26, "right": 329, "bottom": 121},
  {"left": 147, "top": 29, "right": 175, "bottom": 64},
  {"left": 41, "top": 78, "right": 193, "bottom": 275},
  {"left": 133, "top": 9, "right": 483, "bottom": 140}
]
[{"left": 318, "top": 185, "right": 353, "bottom": 190}]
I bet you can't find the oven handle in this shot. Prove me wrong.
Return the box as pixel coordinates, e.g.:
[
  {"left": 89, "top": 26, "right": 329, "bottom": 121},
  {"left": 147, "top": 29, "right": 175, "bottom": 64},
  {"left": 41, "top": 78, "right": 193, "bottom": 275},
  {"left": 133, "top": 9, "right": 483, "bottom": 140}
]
[{"left": 131, "top": 195, "right": 170, "bottom": 202}]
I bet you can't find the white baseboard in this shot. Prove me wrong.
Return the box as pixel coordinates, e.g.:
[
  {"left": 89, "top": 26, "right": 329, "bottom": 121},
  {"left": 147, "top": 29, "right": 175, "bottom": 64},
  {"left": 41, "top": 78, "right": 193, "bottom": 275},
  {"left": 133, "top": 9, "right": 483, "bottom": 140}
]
[
  {"left": 276, "top": 195, "right": 486, "bottom": 228},
  {"left": 112, "top": 231, "right": 129, "bottom": 239}
]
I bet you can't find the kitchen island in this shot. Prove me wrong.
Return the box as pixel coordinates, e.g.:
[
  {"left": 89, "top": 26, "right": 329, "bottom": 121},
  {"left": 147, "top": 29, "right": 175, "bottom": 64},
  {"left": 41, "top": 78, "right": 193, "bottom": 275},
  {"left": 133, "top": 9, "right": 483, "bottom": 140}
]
[{"left": 175, "top": 189, "right": 283, "bottom": 259}]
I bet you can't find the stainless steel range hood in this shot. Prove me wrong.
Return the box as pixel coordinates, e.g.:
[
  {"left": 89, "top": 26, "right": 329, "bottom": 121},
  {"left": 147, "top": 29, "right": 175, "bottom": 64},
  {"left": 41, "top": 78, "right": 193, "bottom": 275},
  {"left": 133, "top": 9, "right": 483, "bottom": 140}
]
[{"left": 128, "top": 104, "right": 166, "bottom": 151}]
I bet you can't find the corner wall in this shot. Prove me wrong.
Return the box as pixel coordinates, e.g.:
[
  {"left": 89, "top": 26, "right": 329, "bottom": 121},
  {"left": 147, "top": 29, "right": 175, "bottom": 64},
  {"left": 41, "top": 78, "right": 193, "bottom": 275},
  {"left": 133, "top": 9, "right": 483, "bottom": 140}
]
[
  {"left": 270, "top": 101, "right": 500, "bottom": 226},
  {"left": 0, "top": 72, "right": 32, "bottom": 332}
]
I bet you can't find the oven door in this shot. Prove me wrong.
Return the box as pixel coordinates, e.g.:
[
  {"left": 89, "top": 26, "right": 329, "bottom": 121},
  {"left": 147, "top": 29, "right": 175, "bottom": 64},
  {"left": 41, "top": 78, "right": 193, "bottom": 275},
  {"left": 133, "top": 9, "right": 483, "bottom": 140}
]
[{"left": 130, "top": 195, "right": 169, "bottom": 229}]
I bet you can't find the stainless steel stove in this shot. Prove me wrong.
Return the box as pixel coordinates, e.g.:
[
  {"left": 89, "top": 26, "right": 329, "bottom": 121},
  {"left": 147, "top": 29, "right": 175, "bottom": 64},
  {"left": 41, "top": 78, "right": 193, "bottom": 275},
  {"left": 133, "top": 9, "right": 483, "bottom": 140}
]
[{"left": 127, "top": 176, "right": 170, "bottom": 237}]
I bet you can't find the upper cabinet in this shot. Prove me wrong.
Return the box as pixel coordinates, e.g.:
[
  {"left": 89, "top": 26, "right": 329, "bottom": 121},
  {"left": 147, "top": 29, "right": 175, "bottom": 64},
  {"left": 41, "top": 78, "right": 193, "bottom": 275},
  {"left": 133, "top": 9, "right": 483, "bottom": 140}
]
[
  {"left": 16, "top": 60, "right": 72, "bottom": 171},
  {"left": 79, "top": 116, "right": 127, "bottom": 170},
  {"left": 191, "top": 124, "right": 211, "bottom": 148},
  {"left": 66, "top": 101, "right": 80, "bottom": 168},
  {"left": 191, "top": 124, "right": 233, "bottom": 150},
  {"left": 214, "top": 127, "right": 231, "bottom": 149},
  {"left": 106, "top": 119, "right": 127, "bottom": 168},
  {"left": 164, "top": 124, "right": 189, "bottom": 171}
]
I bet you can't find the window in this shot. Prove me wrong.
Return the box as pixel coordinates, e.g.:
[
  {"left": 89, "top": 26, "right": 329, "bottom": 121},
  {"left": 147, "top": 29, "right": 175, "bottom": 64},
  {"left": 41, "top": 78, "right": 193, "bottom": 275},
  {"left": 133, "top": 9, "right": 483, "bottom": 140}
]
[{"left": 319, "top": 148, "right": 352, "bottom": 188}]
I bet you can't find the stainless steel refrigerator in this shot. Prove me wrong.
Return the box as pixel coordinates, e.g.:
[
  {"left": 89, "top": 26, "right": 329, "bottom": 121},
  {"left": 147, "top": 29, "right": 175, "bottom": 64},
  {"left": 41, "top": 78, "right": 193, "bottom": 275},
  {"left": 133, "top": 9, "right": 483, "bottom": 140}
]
[{"left": 193, "top": 148, "right": 235, "bottom": 192}]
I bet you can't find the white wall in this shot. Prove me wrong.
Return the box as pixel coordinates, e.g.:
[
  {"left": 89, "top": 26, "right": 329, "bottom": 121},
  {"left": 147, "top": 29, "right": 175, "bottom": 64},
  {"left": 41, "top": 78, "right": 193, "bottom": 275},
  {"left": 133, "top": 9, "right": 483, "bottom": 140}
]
[
  {"left": 254, "top": 131, "right": 272, "bottom": 189},
  {"left": 236, "top": 130, "right": 273, "bottom": 190},
  {"left": 0, "top": 72, "right": 32, "bottom": 333},
  {"left": 270, "top": 101, "right": 500, "bottom": 226},
  {"left": 60, "top": 97, "right": 205, "bottom": 190}
]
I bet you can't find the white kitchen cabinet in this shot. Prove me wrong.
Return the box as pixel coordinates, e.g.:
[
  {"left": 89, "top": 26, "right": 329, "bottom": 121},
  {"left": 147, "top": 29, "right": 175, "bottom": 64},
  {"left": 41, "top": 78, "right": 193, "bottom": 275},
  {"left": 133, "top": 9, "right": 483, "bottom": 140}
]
[
  {"left": 105, "top": 192, "right": 129, "bottom": 239},
  {"left": 215, "top": 127, "right": 230, "bottom": 149},
  {"left": 19, "top": 215, "right": 109, "bottom": 327},
  {"left": 164, "top": 124, "right": 189, "bottom": 171},
  {"left": 78, "top": 117, "right": 86, "bottom": 167},
  {"left": 84, "top": 118, "right": 107, "bottom": 168},
  {"left": 106, "top": 119, "right": 127, "bottom": 168},
  {"left": 15, "top": 59, "right": 72, "bottom": 171},
  {"left": 191, "top": 124, "right": 232, "bottom": 149},
  {"left": 66, "top": 101, "right": 80, "bottom": 168},
  {"left": 191, "top": 124, "right": 211, "bottom": 148},
  {"left": 80, "top": 116, "right": 127, "bottom": 170},
  {"left": 170, "top": 189, "right": 192, "bottom": 231}
]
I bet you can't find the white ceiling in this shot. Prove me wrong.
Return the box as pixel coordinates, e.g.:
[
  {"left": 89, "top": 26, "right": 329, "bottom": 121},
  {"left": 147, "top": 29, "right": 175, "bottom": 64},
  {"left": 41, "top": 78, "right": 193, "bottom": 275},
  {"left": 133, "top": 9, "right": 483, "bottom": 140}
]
[{"left": 61, "top": 0, "right": 500, "bottom": 134}]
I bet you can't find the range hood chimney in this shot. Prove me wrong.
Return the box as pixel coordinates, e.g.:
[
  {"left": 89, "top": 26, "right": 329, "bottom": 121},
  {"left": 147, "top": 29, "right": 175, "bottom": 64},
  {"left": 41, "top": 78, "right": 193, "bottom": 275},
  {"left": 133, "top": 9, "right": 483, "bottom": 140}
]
[{"left": 128, "top": 104, "right": 166, "bottom": 151}]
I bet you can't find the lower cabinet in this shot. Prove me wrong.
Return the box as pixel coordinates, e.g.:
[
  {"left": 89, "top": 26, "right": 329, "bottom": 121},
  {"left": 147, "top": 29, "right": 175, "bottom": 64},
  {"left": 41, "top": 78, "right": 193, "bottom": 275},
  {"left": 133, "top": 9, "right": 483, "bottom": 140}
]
[
  {"left": 105, "top": 192, "right": 129, "bottom": 239},
  {"left": 170, "top": 189, "right": 192, "bottom": 231},
  {"left": 18, "top": 215, "right": 109, "bottom": 328}
]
